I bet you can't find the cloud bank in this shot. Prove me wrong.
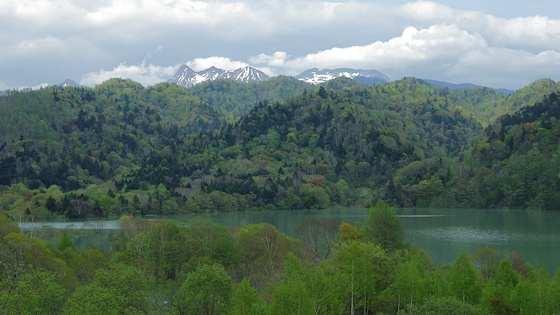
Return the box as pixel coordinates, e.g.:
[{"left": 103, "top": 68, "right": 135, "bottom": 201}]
[{"left": 1, "top": 0, "right": 560, "bottom": 89}]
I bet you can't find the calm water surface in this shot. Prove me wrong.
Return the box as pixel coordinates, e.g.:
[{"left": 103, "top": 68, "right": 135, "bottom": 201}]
[{"left": 20, "top": 208, "right": 560, "bottom": 271}]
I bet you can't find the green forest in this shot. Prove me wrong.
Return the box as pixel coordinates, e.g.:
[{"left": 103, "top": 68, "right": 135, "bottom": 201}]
[
  {"left": 1, "top": 76, "right": 560, "bottom": 221},
  {"left": 2, "top": 201, "right": 560, "bottom": 314},
  {"left": 2, "top": 77, "right": 560, "bottom": 314}
]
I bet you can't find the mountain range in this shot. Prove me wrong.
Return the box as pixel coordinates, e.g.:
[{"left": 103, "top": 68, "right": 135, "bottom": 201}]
[
  {"left": 56, "top": 65, "right": 512, "bottom": 93},
  {"left": 168, "top": 65, "right": 391, "bottom": 87},
  {"left": 168, "top": 65, "right": 269, "bottom": 87},
  {"left": 165, "top": 65, "right": 513, "bottom": 93}
]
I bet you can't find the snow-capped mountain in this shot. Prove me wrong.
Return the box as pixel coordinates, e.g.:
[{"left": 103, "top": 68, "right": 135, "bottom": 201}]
[
  {"left": 168, "top": 65, "right": 269, "bottom": 87},
  {"left": 295, "top": 68, "right": 390, "bottom": 85}
]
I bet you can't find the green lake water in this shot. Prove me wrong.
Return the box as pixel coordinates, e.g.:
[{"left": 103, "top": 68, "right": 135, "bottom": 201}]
[{"left": 20, "top": 207, "right": 560, "bottom": 271}]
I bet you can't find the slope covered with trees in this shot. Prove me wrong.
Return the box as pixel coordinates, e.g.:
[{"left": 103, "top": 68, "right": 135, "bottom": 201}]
[
  {"left": 187, "top": 75, "right": 315, "bottom": 122},
  {"left": 1, "top": 77, "right": 560, "bottom": 221},
  {"left": 0, "top": 79, "right": 225, "bottom": 219},
  {"left": 443, "top": 91, "right": 560, "bottom": 210}
]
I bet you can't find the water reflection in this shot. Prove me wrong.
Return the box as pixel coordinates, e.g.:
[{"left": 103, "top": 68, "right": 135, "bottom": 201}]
[{"left": 412, "top": 226, "right": 560, "bottom": 244}]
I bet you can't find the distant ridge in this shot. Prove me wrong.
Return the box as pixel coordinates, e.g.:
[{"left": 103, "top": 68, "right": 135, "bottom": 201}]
[
  {"left": 424, "top": 79, "right": 515, "bottom": 94},
  {"left": 295, "top": 68, "right": 390, "bottom": 85},
  {"left": 423, "top": 79, "right": 478, "bottom": 90},
  {"left": 168, "top": 65, "right": 269, "bottom": 87}
]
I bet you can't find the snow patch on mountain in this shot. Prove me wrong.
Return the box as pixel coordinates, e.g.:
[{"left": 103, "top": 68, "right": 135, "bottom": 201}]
[
  {"left": 295, "top": 68, "right": 390, "bottom": 85},
  {"left": 59, "top": 79, "right": 81, "bottom": 88}
]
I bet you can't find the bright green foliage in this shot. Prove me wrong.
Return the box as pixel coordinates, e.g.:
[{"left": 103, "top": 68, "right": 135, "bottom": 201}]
[
  {"left": 62, "top": 264, "right": 150, "bottom": 314},
  {"left": 390, "top": 253, "right": 433, "bottom": 311},
  {"left": 305, "top": 262, "right": 346, "bottom": 314},
  {"left": 510, "top": 267, "right": 560, "bottom": 315},
  {"left": 329, "top": 240, "right": 391, "bottom": 313},
  {"left": 0, "top": 232, "right": 76, "bottom": 290},
  {"left": 270, "top": 254, "right": 314, "bottom": 315},
  {"left": 480, "top": 259, "right": 520, "bottom": 314},
  {"left": 176, "top": 264, "right": 233, "bottom": 315},
  {"left": 232, "top": 278, "right": 265, "bottom": 315},
  {"left": 495, "top": 259, "right": 520, "bottom": 288},
  {"left": 62, "top": 283, "right": 123, "bottom": 315},
  {"left": 363, "top": 200, "right": 405, "bottom": 253},
  {"left": 448, "top": 252, "right": 482, "bottom": 304},
  {"left": 0, "top": 269, "right": 65, "bottom": 315}
]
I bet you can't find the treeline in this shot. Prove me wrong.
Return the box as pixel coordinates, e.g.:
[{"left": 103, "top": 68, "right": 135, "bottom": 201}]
[
  {"left": 2, "top": 203, "right": 559, "bottom": 314},
  {"left": 1, "top": 77, "right": 560, "bottom": 221}
]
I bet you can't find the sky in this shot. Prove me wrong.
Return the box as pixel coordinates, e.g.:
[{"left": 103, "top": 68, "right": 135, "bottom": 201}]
[{"left": 1, "top": 0, "right": 560, "bottom": 90}]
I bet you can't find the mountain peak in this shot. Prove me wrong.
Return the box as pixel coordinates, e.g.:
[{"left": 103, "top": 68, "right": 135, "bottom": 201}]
[
  {"left": 59, "top": 79, "right": 81, "bottom": 88},
  {"left": 168, "top": 66, "right": 269, "bottom": 87}
]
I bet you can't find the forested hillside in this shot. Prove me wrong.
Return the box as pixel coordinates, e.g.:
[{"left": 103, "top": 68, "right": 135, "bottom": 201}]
[
  {"left": 187, "top": 75, "right": 314, "bottom": 121},
  {"left": 444, "top": 91, "right": 560, "bottom": 210},
  {"left": 1, "top": 77, "right": 560, "bottom": 221}
]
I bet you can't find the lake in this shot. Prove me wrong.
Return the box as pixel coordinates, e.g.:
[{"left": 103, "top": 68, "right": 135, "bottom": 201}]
[{"left": 19, "top": 207, "right": 560, "bottom": 271}]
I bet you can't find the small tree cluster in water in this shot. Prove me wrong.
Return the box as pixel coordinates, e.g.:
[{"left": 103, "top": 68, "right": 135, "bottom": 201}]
[{"left": 0, "top": 202, "right": 558, "bottom": 314}]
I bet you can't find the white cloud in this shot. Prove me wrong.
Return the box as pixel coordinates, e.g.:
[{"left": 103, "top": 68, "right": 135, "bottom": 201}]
[
  {"left": 81, "top": 0, "right": 268, "bottom": 38},
  {"left": 80, "top": 63, "right": 179, "bottom": 87},
  {"left": 268, "top": 24, "right": 486, "bottom": 73},
  {"left": 250, "top": 52, "right": 289, "bottom": 67},
  {"left": 186, "top": 57, "right": 249, "bottom": 71},
  {"left": 493, "top": 16, "right": 560, "bottom": 50},
  {"left": 399, "top": 1, "right": 560, "bottom": 51}
]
